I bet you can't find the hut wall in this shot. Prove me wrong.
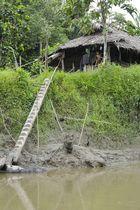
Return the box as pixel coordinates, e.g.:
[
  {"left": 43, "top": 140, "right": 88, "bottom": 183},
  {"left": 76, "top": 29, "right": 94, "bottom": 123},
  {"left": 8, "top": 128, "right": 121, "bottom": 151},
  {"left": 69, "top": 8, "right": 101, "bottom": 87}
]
[
  {"left": 50, "top": 43, "right": 140, "bottom": 70},
  {"left": 110, "top": 45, "right": 119, "bottom": 63},
  {"left": 138, "top": 53, "right": 140, "bottom": 64},
  {"left": 110, "top": 45, "right": 140, "bottom": 65},
  {"left": 64, "top": 47, "right": 85, "bottom": 71}
]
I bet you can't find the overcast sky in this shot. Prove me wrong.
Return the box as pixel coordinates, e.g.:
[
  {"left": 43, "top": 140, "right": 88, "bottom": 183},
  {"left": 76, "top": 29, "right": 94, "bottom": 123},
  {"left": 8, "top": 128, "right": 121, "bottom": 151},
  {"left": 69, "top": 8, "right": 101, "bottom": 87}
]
[
  {"left": 114, "top": 0, "right": 140, "bottom": 21},
  {"left": 132, "top": 0, "right": 140, "bottom": 11},
  {"left": 90, "top": 0, "right": 140, "bottom": 19}
]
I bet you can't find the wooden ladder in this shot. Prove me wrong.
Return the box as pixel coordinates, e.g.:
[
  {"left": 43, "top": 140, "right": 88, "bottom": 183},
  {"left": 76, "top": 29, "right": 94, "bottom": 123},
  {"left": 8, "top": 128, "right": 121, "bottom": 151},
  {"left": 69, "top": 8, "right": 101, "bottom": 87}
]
[{"left": 4, "top": 78, "right": 50, "bottom": 167}]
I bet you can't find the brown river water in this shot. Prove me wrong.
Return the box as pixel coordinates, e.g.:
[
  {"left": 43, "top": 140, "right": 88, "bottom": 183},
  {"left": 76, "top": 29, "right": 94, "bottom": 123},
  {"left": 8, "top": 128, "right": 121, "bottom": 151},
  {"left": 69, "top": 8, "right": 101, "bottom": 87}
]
[{"left": 0, "top": 163, "right": 140, "bottom": 210}]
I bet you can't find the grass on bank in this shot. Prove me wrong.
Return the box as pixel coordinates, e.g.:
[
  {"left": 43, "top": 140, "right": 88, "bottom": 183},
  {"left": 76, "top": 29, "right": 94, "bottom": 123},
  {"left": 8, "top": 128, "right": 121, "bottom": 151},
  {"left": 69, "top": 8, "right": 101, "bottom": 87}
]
[{"left": 0, "top": 64, "right": 140, "bottom": 147}]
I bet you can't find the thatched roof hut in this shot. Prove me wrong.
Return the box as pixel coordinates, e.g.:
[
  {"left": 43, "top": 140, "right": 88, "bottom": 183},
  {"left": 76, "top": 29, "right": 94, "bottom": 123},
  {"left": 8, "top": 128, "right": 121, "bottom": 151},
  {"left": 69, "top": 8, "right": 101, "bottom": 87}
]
[{"left": 50, "top": 28, "right": 140, "bottom": 71}]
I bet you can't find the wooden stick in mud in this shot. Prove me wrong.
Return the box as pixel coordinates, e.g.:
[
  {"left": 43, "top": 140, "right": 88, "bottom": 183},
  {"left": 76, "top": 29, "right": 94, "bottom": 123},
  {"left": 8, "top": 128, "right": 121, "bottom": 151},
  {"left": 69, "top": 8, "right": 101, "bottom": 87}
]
[
  {"left": 0, "top": 108, "right": 16, "bottom": 143},
  {"left": 36, "top": 113, "right": 40, "bottom": 154},
  {"left": 50, "top": 100, "right": 64, "bottom": 133},
  {"left": 78, "top": 103, "right": 89, "bottom": 146}
]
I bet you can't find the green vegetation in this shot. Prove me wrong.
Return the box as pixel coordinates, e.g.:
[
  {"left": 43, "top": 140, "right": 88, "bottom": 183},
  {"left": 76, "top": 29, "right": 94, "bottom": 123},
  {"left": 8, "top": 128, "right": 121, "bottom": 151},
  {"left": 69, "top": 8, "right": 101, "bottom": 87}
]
[
  {"left": 0, "top": 0, "right": 140, "bottom": 148},
  {"left": 0, "top": 0, "right": 67, "bottom": 68},
  {"left": 0, "top": 0, "right": 139, "bottom": 68},
  {"left": 0, "top": 64, "right": 139, "bottom": 146}
]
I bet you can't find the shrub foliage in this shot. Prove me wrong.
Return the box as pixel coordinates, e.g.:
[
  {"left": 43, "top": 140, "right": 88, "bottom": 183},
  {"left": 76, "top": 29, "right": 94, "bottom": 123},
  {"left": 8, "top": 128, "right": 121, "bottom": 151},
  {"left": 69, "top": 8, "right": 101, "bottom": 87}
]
[{"left": 0, "top": 64, "right": 140, "bottom": 144}]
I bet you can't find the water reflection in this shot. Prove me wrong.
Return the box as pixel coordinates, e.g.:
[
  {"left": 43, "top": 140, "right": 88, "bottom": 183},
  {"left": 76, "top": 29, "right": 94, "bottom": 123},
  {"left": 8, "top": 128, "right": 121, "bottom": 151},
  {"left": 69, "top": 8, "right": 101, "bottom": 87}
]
[
  {"left": 8, "top": 177, "right": 35, "bottom": 210},
  {"left": 0, "top": 164, "right": 140, "bottom": 210}
]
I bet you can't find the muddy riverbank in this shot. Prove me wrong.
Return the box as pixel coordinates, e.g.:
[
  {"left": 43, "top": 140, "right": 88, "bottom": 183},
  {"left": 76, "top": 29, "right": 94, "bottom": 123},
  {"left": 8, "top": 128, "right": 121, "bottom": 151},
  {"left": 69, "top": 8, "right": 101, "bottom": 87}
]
[
  {"left": 1, "top": 143, "right": 140, "bottom": 171},
  {"left": 20, "top": 144, "right": 140, "bottom": 168},
  {"left": 0, "top": 133, "right": 140, "bottom": 171}
]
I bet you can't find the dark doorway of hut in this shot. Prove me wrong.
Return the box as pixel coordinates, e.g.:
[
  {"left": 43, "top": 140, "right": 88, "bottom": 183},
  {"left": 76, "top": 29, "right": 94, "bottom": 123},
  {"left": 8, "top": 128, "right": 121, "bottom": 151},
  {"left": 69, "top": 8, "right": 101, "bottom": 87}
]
[
  {"left": 50, "top": 44, "right": 140, "bottom": 72},
  {"left": 62, "top": 46, "right": 104, "bottom": 72},
  {"left": 79, "top": 46, "right": 103, "bottom": 72},
  {"left": 62, "top": 45, "right": 140, "bottom": 72}
]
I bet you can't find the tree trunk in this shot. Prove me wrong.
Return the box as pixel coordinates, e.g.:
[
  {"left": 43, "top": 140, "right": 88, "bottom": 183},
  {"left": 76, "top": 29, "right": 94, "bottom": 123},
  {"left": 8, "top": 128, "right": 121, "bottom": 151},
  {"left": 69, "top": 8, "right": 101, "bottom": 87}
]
[
  {"left": 39, "top": 41, "right": 43, "bottom": 74},
  {"left": 107, "top": 45, "right": 111, "bottom": 62},
  {"left": 102, "top": 18, "right": 108, "bottom": 64},
  {"left": 9, "top": 47, "right": 19, "bottom": 69},
  {"left": 101, "top": 1, "right": 108, "bottom": 65},
  {"left": 45, "top": 37, "right": 48, "bottom": 70},
  {"left": 40, "top": 41, "right": 42, "bottom": 56},
  {"left": 119, "top": 48, "right": 122, "bottom": 64}
]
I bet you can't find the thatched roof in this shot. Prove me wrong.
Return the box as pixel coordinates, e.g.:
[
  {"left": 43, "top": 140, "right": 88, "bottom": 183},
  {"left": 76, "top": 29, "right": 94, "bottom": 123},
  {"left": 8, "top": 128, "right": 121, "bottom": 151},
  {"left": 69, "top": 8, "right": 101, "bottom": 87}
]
[{"left": 60, "top": 28, "right": 140, "bottom": 52}]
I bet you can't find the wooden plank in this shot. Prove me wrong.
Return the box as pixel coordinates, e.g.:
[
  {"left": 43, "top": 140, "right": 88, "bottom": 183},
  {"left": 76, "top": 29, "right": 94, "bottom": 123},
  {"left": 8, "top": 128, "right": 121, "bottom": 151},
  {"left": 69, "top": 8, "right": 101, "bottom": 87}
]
[{"left": 47, "top": 52, "right": 62, "bottom": 63}]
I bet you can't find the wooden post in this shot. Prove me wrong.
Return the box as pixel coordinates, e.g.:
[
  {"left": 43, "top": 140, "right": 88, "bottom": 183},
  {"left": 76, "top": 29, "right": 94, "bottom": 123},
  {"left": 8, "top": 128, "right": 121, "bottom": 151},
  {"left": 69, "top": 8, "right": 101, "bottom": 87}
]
[
  {"left": 102, "top": 16, "right": 108, "bottom": 64},
  {"left": 78, "top": 103, "right": 89, "bottom": 145},
  {"left": 72, "top": 62, "right": 75, "bottom": 71},
  {"left": 119, "top": 48, "right": 122, "bottom": 64},
  {"left": 107, "top": 45, "right": 111, "bottom": 62},
  {"left": 61, "top": 52, "right": 65, "bottom": 70},
  {"left": 61, "top": 58, "right": 65, "bottom": 70},
  {"left": 40, "top": 41, "right": 42, "bottom": 57},
  {"left": 19, "top": 56, "right": 22, "bottom": 67}
]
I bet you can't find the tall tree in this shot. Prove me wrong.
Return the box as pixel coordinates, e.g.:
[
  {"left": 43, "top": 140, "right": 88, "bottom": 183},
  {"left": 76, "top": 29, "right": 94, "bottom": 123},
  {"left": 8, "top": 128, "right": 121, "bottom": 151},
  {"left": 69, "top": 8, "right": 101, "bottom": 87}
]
[
  {"left": 129, "top": 11, "right": 140, "bottom": 35},
  {"left": 63, "top": 0, "right": 92, "bottom": 38},
  {"left": 110, "top": 12, "right": 140, "bottom": 35},
  {"left": 0, "top": 0, "right": 31, "bottom": 67},
  {"left": 0, "top": 0, "right": 68, "bottom": 68},
  {"left": 89, "top": 0, "right": 134, "bottom": 63}
]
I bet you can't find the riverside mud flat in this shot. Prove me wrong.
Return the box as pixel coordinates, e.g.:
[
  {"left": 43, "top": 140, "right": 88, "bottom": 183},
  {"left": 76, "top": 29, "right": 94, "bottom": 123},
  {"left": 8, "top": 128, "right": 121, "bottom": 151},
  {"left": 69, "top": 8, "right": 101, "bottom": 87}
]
[
  {"left": 1, "top": 144, "right": 138, "bottom": 170},
  {"left": 0, "top": 133, "right": 140, "bottom": 171}
]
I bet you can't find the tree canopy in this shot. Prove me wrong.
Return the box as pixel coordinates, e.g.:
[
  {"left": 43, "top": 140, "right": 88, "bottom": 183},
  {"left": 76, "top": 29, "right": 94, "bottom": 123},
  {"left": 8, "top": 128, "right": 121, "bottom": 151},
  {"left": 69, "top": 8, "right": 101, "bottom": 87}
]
[{"left": 0, "top": 0, "right": 139, "bottom": 68}]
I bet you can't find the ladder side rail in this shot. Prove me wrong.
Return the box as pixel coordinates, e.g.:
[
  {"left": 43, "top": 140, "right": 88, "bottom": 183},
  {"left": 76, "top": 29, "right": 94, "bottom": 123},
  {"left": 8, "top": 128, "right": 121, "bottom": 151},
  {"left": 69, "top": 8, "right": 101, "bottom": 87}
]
[{"left": 6, "top": 79, "right": 50, "bottom": 165}]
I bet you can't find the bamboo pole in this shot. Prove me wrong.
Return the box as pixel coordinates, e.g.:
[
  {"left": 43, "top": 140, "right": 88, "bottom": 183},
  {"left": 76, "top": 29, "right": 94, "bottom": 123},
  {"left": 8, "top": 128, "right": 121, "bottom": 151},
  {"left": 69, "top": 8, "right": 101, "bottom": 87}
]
[
  {"left": 7, "top": 63, "right": 60, "bottom": 167},
  {"left": 36, "top": 113, "right": 40, "bottom": 154},
  {"left": 50, "top": 100, "right": 64, "bottom": 133},
  {"left": 78, "top": 103, "right": 89, "bottom": 145},
  {"left": 5, "top": 64, "right": 60, "bottom": 167},
  {"left": 6, "top": 79, "right": 50, "bottom": 165}
]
